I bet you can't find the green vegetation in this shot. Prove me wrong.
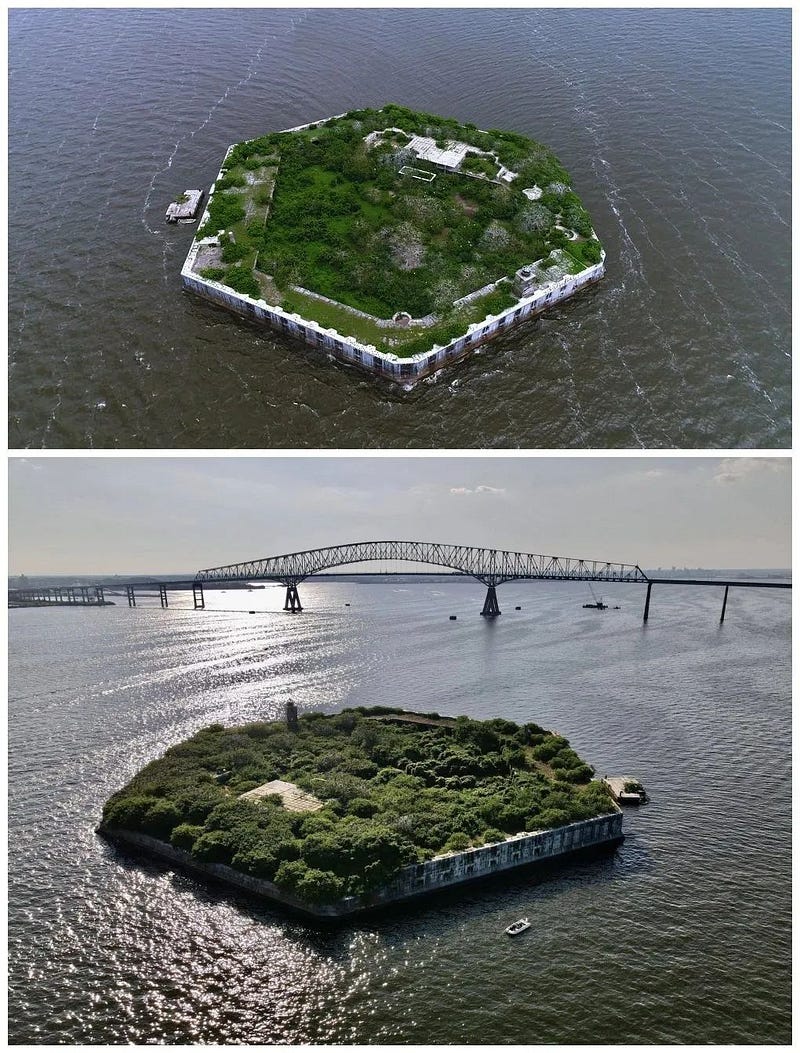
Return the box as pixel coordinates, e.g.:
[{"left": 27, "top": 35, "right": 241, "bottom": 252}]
[
  {"left": 462, "top": 154, "right": 498, "bottom": 178},
  {"left": 222, "top": 264, "right": 262, "bottom": 299},
  {"left": 192, "top": 105, "right": 603, "bottom": 356},
  {"left": 102, "top": 709, "right": 615, "bottom": 905}
]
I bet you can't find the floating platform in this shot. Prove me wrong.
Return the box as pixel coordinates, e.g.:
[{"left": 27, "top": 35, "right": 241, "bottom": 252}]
[{"left": 166, "top": 189, "right": 204, "bottom": 224}]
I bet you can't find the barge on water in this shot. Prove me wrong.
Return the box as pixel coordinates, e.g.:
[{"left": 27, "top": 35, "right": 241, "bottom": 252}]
[{"left": 603, "top": 776, "right": 648, "bottom": 805}]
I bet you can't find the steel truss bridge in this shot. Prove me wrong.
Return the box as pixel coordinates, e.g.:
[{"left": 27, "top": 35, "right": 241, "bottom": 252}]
[
  {"left": 14, "top": 547, "right": 787, "bottom": 619},
  {"left": 13, "top": 542, "right": 788, "bottom": 621},
  {"left": 195, "top": 541, "right": 649, "bottom": 616},
  {"left": 186, "top": 541, "right": 787, "bottom": 621}
]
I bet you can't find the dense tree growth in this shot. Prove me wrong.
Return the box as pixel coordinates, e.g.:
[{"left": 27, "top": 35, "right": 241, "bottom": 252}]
[
  {"left": 193, "top": 106, "right": 603, "bottom": 350},
  {"left": 103, "top": 709, "right": 614, "bottom": 904}
]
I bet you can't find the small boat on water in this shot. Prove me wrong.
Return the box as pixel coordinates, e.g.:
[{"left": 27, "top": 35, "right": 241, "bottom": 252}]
[{"left": 505, "top": 918, "right": 531, "bottom": 936}]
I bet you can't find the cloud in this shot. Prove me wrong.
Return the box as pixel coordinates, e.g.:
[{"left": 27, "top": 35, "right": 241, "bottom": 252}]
[
  {"left": 712, "top": 458, "right": 789, "bottom": 485},
  {"left": 449, "top": 485, "right": 506, "bottom": 495}
]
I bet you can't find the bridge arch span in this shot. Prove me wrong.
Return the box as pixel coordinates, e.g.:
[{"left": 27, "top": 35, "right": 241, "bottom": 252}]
[
  {"left": 195, "top": 541, "right": 648, "bottom": 614},
  {"left": 195, "top": 540, "right": 647, "bottom": 587}
]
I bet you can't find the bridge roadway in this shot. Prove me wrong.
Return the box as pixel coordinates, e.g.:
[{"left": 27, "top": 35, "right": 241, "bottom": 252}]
[
  {"left": 70, "top": 541, "right": 790, "bottom": 623},
  {"left": 9, "top": 543, "right": 790, "bottom": 618},
  {"left": 9, "top": 584, "right": 108, "bottom": 607}
]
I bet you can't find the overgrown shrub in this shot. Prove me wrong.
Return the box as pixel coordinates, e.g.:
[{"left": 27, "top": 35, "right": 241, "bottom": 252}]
[
  {"left": 192, "top": 830, "right": 235, "bottom": 865},
  {"left": 141, "top": 798, "right": 182, "bottom": 838},
  {"left": 444, "top": 832, "right": 472, "bottom": 852},
  {"left": 170, "top": 823, "right": 204, "bottom": 851},
  {"left": 103, "top": 794, "right": 158, "bottom": 830},
  {"left": 221, "top": 240, "right": 249, "bottom": 264},
  {"left": 223, "top": 266, "right": 262, "bottom": 300},
  {"left": 198, "top": 191, "right": 246, "bottom": 235}
]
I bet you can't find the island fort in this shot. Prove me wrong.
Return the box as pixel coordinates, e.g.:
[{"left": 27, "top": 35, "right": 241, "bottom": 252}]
[
  {"left": 180, "top": 105, "right": 605, "bottom": 382},
  {"left": 99, "top": 707, "right": 623, "bottom": 918}
]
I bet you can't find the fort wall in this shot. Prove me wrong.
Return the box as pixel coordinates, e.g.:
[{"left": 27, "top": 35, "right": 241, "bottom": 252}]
[
  {"left": 181, "top": 123, "right": 605, "bottom": 384},
  {"left": 182, "top": 241, "right": 604, "bottom": 384},
  {"left": 99, "top": 810, "right": 623, "bottom": 920}
]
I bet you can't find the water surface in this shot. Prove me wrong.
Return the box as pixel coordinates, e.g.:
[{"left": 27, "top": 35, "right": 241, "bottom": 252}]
[
  {"left": 8, "top": 579, "right": 791, "bottom": 1043},
  {"left": 8, "top": 8, "right": 790, "bottom": 448}
]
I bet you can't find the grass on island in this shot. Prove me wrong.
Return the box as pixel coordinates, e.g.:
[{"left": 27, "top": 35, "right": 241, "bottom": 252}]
[
  {"left": 193, "top": 105, "right": 603, "bottom": 356},
  {"left": 102, "top": 708, "right": 616, "bottom": 906}
]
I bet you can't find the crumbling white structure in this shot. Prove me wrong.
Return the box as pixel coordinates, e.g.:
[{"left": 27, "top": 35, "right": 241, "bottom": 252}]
[
  {"left": 166, "top": 189, "right": 204, "bottom": 224},
  {"left": 405, "top": 135, "right": 472, "bottom": 170},
  {"left": 181, "top": 116, "right": 605, "bottom": 384}
]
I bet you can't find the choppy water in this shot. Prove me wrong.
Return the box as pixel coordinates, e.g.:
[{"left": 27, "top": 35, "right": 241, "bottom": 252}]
[
  {"left": 8, "top": 579, "right": 791, "bottom": 1043},
  {"left": 8, "top": 7, "right": 790, "bottom": 449}
]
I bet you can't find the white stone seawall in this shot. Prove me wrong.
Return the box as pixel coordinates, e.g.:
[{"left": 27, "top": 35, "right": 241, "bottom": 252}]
[
  {"left": 182, "top": 245, "right": 604, "bottom": 383},
  {"left": 99, "top": 810, "right": 623, "bottom": 920},
  {"left": 182, "top": 129, "right": 605, "bottom": 384}
]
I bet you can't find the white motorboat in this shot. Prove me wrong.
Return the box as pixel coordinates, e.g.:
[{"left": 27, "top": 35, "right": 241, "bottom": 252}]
[{"left": 505, "top": 918, "right": 531, "bottom": 936}]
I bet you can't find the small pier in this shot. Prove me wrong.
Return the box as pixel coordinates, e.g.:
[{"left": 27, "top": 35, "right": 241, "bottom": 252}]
[
  {"left": 166, "top": 189, "right": 204, "bottom": 224},
  {"left": 603, "top": 777, "right": 647, "bottom": 805}
]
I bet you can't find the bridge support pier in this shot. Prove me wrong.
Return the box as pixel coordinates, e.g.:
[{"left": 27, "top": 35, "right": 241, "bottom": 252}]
[
  {"left": 720, "top": 585, "right": 729, "bottom": 623},
  {"left": 480, "top": 585, "right": 501, "bottom": 617},
  {"left": 126, "top": 585, "right": 136, "bottom": 608},
  {"left": 192, "top": 582, "right": 205, "bottom": 610},
  {"left": 643, "top": 582, "right": 652, "bottom": 622},
  {"left": 284, "top": 584, "right": 303, "bottom": 613},
  {"left": 159, "top": 585, "right": 169, "bottom": 609}
]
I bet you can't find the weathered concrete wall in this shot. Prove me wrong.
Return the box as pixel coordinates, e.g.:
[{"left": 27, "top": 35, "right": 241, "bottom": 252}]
[
  {"left": 181, "top": 245, "right": 604, "bottom": 385},
  {"left": 99, "top": 810, "right": 623, "bottom": 920},
  {"left": 372, "top": 810, "right": 623, "bottom": 905}
]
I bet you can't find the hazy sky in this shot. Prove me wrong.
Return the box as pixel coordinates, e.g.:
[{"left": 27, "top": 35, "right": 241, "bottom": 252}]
[{"left": 8, "top": 456, "right": 791, "bottom": 574}]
